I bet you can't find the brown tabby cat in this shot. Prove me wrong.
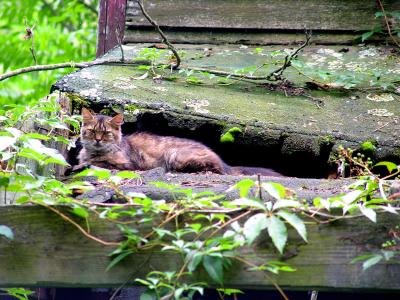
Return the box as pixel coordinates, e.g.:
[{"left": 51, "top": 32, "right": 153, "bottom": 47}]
[{"left": 77, "top": 108, "right": 281, "bottom": 176}]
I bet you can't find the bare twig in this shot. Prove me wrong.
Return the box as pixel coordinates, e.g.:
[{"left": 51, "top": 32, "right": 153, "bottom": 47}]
[
  {"left": 38, "top": 203, "right": 120, "bottom": 246},
  {"left": 0, "top": 58, "right": 150, "bottom": 82},
  {"left": 377, "top": 0, "right": 400, "bottom": 48},
  {"left": 184, "top": 31, "right": 311, "bottom": 82},
  {"left": 234, "top": 256, "right": 289, "bottom": 300},
  {"left": 109, "top": 254, "right": 152, "bottom": 300},
  {"left": 136, "top": 0, "right": 181, "bottom": 69},
  {"left": 24, "top": 19, "right": 38, "bottom": 65},
  {"left": 115, "top": 22, "right": 125, "bottom": 62},
  {"left": 266, "top": 30, "right": 312, "bottom": 81},
  {"left": 77, "top": 0, "right": 97, "bottom": 15}
]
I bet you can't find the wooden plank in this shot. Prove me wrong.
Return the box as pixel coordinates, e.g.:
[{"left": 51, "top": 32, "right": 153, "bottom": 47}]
[
  {"left": 0, "top": 205, "right": 399, "bottom": 289},
  {"left": 124, "top": 30, "right": 374, "bottom": 45},
  {"left": 96, "top": 0, "right": 127, "bottom": 58},
  {"left": 125, "top": 0, "right": 400, "bottom": 31}
]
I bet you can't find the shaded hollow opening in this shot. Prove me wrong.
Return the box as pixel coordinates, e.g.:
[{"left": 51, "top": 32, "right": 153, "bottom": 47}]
[{"left": 114, "top": 111, "right": 333, "bottom": 178}]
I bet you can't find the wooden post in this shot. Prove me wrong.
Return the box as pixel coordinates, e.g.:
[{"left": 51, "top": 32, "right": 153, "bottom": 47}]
[{"left": 96, "top": 0, "right": 127, "bottom": 58}]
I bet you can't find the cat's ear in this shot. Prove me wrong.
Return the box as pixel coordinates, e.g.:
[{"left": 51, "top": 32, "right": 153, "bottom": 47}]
[
  {"left": 82, "top": 107, "right": 95, "bottom": 122},
  {"left": 109, "top": 114, "right": 124, "bottom": 127}
]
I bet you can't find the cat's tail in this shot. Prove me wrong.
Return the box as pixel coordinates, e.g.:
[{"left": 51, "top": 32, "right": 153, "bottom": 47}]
[{"left": 223, "top": 164, "right": 283, "bottom": 177}]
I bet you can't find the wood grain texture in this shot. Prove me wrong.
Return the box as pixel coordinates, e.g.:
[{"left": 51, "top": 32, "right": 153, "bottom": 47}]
[
  {"left": 125, "top": 0, "right": 400, "bottom": 31},
  {"left": 0, "top": 205, "right": 399, "bottom": 289},
  {"left": 97, "top": 0, "right": 127, "bottom": 57},
  {"left": 124, "top": 30, "right": 365, "bottom": 45}
]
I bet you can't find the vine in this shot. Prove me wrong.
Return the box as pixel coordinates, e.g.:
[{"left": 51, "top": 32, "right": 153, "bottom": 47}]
[{"left": 1, "top": 98, "right": 400, "bottom": 299}]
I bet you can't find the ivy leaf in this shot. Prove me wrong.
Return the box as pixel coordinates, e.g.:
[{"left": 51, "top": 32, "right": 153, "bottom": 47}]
[
  {"left": 22, "top": 133, "right": 51, "bottom": 141},
  {"left": 361, "top": 31, "right": 375, "bottom": 42},
  {"left": 202, "top": 255, "right": 224, "bottom": 285},
  {"left": 266, "top": 216, "right": 287, "bottom": 254},
  {"left": 74, "top": 168, "right": 111, "bottom": 180},
  {"left": 374, "top": 161, "right": 398, "bottom": 173},
  {"left": 71, "top": 206, "right": 89, "bottom": 219},
  {"left": 227, "top": 179, "right": 255, "bottom": 198},
  {"left": 230, "top": 198, "right": 266, "bottom": 210},
  {"left": 359, "top": 205, "right": 377, "bottom": 222},
  {"left": 106, "top": 250, "right": 134, "bottom": 271},
  {"left": 139, "top": 291, "right": 156, "bottom": 300},
  {"left": 273, "top": 199, "right": 300, "bottom": 210},
  {"left": 362, "top": 255, "right": 383, "bottom": 270},
  {"left": 276, "top": 211, "right": 307, "bottom": 242},
  {"left": 380, "top": 205, "right": 398, "bottom": 215},
  {"left": 188, "top": 252, "right": 203, "bottom": 272},
  {"left": 341, "top": 190, "right": 363, "bottom": 205},
  {"left": 0, "top": 225, "right": 14, "bottom": 240},
  {"left": 0, "top": 136, "right": 16, "bottom": 151},
  {"left": 243, "top": 213, "right": 268, "bottom": 245},
  {"left": 262, "top": 182, "right": 286, "bottom": 200}
]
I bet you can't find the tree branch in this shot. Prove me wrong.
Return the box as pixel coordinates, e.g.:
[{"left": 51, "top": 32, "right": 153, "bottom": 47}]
[
  {"left": 136, "top": 0, "right": 181, "bottom": 69},
  {"left": 76, "top": 0, "right": 98, "bottom": 15},
  {"left": 377, "top": 0, "right": 400, "bottom": 48},
  {"left": 0, "top": 59, "right": 150, "bottom": 82}
]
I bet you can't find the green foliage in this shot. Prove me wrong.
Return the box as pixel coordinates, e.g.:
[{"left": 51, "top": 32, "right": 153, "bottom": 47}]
[
  {"left": 0, "top": 225, "right": 14, "bottom": 240},
  {"left": 0, "top": 288, "right": 34, "bottom": 300},
  {"left": 361, "top": 10, "right": 400, "bottom": 42},
  {"left": 0, "top": 0, "right": 98, "bottom": 106},
  {"left": 2, "top": 96, "right": 399, "bottom": 297}
]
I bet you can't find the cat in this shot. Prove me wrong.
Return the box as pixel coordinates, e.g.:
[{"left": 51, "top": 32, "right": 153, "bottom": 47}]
[{"left": 76, "top": 108, "right": 282, "bottom": 176}]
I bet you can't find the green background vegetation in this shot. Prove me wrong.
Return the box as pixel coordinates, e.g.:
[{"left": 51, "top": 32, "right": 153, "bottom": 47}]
[{"left": 0, "top": 0, "right": 98, "bottom": 106}]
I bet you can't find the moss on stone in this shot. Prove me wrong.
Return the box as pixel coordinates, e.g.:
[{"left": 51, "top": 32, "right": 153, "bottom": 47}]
[{"left": 360, "top": 140, "right": 376, "bottom": 155}]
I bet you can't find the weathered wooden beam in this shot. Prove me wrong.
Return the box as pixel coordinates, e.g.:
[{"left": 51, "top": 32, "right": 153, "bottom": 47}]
[
  {"left": 125, "top": 0, "right": 400, "bottom": 31},
  {"left": 97, "top": 0, "right": 127, "bottom": 57},
  {"left": 0, "top": 205, "right": 399, "bottom": 290}
]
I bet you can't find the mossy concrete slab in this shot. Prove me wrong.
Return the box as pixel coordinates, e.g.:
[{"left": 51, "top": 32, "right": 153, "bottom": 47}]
[
  {"left": 76, "top": 168, "right": 353, "bottom": 203},
  {"left": 54, "top": 44, "right": 400, "bottom": 177}
]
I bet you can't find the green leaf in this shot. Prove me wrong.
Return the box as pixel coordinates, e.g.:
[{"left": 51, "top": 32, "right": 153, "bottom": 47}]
[
  {"left": 74, "top": 168, "right": 111, "bottom": 180},
  {"left": 188, "top": 252, "right": 203, "bottom": 272},
  {"left": 362, "top": 255, "right": 383, "bottom": 270},
  {"left": 266, "top": 216, "right": 287, "bottom": 254},
  {"left": 106, "top": 250, "right": 134, "bottom": 271},
  {"left": 202, "top": 255, "right": 224, "bottom": 284},
  {"left": 374, "top": 161, "right": 398, "bottom": 173},
  {"left": 262, "top": 182, "right": 286, "bottom": 200},
  {"left": 230, "top": 198, "right": 266, "bottom": 210},
  {"left": 359, "top": 205, "right": 377, "bottom": 222},
  {"left": 273, "top": 199, "right": 300, "bottom": 210},
  {"left": 243, "top": 213, "right": 268, "bottom": 244},
  {"left": 276, "top": 211, "right": 307, "bottom": 242},
  {"left": 341, "top": 190, "right": 363, "bottom": 205},
  {"left": 227, "top": 179, "right": 255, "bottom": 198},
  {"left": 71, "top": 206, "right": 89, "bottom": 219},
  {"left": 361, "top": 31, "right": 375, "bottom": 42},
  {"left": 22, "top": 133, "right": 51, "bottom": 140},
  {"left": 216, "top": 288, "right": 244, "bottom": 296},
  {"left": 139, "top": 291, "right": 156, "bottom": 300},
  {"left": 0, "top": 225, "right": 14, "bottom": 240},
  {"left": 0, "top": 136, "right": 16, "bottom": 151}
]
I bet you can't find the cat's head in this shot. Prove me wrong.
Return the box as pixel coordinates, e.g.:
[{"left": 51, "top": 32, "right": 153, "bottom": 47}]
[{"left": 80, "top": 108, "right": 124, "bottom": 151}]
